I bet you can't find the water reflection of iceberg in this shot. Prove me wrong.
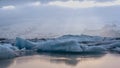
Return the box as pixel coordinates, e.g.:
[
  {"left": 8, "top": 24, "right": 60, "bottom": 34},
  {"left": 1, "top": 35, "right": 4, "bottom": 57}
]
[
  {"left": 0, "top": 59, "right": 14, "bottom": 68},
  {"left": 0, "top": 53, "right": 105, "bottom": 68},
  {"left": 38, "top": 52, "right": 106, "bottom": 66}
]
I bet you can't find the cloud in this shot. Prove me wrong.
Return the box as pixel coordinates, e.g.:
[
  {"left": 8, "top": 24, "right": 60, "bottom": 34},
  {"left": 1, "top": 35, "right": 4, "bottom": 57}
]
[
  {"left": 28, "top": 1, "right": 41, "bottom": 7},
  {"left": 1, "top": 0, "right": 120, "bottom": 10},
  {"left": 1, "top": 5, "right": 15, "bottom": 10},
  {"left": 46, "top": 0, "right": 120, "bottom": 8},
  {"left": 93, "top": 0, "right": 115, "bottom": 2}
]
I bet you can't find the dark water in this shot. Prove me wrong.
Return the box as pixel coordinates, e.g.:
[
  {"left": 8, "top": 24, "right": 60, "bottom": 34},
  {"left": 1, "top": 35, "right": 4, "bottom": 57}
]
[{"left": 0, "top": 53, "right": 120, "bottom": 68}]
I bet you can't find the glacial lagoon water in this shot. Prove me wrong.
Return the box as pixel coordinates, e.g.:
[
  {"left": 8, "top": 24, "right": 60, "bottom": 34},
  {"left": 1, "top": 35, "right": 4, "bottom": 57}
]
[{"left": 0, "top": 53, "right": 120, "bottom": 68}]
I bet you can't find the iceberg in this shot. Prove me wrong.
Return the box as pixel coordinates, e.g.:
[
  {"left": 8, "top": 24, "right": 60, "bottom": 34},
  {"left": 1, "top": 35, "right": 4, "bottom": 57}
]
[
  {"left": 15, "top": 37, "right": 36, "bottom": 50},
  {"left": 99, "top": 42, "right": 120, "bottom": 50},
  {"left": 83, "top": 46, "right": 106, "bottom": 53},
  {"left": 15, "top": 36, "right": 107, "bottom": 53},
  {"left": 111, "top": 47, "right": 120, "bottom": 53},
  {"left": 36, "top": 40, "right": 83, "bottom": 53},
  {"left": 2, "top": 35, "right": 120, "bottom": 59},
  {"left": 0, "top": 44, "right": 18, "bottom": 59}
]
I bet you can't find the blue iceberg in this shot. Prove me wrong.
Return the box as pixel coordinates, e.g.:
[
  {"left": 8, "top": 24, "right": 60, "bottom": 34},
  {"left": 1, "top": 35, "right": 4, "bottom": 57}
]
[
  {"left": 0, "top": 44, "right": 18, "bottom": 59},
  {"left": 1, "top": 35, "right": 120, "bottom": 59},
  {"left": 15, "top": 35, "right": 108, "bottom": 53}
]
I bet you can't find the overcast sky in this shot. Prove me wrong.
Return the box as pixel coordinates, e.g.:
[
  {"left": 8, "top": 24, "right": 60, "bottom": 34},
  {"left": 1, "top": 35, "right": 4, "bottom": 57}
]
[{"left": 0, "top": 0, "right": 120, "bottom": 38}]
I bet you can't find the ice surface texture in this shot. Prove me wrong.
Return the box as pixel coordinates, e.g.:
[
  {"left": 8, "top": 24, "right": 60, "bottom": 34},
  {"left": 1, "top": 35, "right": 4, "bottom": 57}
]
[{"left": 1, "top": 35, "right": 120, "bottom": 59}]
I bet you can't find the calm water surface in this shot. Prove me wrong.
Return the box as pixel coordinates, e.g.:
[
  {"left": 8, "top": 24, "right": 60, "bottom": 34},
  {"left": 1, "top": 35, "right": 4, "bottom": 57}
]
[{"left": 0, "top": 53, "right": 120, "bottom": 68}]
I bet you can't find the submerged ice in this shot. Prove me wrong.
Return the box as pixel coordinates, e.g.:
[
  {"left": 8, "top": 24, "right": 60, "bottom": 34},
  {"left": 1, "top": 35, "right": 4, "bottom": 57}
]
[{"left": 1, "top": 35, "right": 120, "bottom": 59}]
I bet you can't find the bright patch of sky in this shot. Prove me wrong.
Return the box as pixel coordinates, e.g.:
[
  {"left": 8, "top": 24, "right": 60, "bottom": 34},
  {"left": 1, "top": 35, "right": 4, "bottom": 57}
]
[
  {"left": 47, "top": 0, "right": 120, "bottom": 8},
  {"left": 1, "top": 5, "right": 15, "bottom": 10}
]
